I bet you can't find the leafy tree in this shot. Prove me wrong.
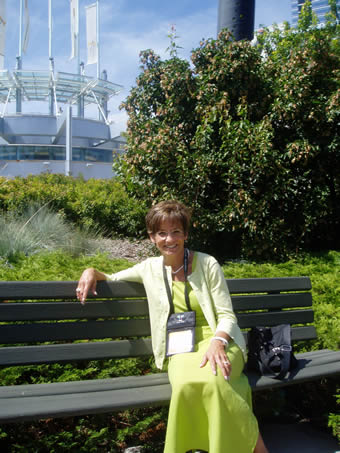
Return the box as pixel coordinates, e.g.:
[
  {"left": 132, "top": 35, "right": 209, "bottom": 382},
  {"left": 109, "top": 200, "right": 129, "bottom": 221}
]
[
  {"left": 119, "top": 48, "right": 197, "bottom": 198},
  {"left": 119, "top": 2, "right": 339, "bottom": 259},
  {"left": 254, "top": 0, "right": 340, "bottom": 256}
]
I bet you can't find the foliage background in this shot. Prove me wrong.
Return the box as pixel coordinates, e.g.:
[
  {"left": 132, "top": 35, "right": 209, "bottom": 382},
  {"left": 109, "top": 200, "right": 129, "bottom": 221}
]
[{"left": 118, "top": 2, "right": 339, "bottom": 260}]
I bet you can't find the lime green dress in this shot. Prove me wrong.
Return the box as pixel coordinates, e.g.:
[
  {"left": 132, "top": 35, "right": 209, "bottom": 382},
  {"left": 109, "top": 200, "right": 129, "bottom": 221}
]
[{"left": 164, "top": 278, "right": 259, "bottom": 453}]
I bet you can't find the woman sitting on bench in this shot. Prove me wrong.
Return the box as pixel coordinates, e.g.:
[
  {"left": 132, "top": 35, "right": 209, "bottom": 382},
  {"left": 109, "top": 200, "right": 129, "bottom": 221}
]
[{"left": 76, "top": 200, "right": 269, "bottom": 453}]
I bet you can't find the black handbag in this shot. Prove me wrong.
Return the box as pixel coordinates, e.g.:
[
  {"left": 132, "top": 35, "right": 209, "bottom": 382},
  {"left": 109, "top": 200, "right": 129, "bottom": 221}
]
[{"left": 247, "top": 324, "right": 298, "bottom": 379}]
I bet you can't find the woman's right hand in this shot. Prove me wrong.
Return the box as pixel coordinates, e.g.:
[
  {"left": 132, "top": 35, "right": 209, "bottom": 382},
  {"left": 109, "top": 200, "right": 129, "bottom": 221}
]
[{"left": 76, "top": 268, "right": 99, "bottom": 305}]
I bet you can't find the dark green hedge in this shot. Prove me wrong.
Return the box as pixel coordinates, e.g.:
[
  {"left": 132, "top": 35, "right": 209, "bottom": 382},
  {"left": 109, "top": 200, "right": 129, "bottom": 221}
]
[{"left": 0, "top": 174, "right": 147, "bottom": 239}]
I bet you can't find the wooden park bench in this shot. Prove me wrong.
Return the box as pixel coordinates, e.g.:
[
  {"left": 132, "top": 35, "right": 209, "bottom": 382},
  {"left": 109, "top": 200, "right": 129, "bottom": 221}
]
[{"left": 0, "top": 277, "right": 339, "bottom": 423}]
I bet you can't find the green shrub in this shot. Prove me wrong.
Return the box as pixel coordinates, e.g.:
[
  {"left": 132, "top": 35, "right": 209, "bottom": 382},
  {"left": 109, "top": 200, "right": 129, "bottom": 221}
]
[
  {"left": 328, "top": 391, "right": 340, "bottom": 442},
  {"left": 0, "top": 174, "right": 147, "bottom": 239},
  {"left": 0, "top": 408, "right": 167, "bottom": 453}
]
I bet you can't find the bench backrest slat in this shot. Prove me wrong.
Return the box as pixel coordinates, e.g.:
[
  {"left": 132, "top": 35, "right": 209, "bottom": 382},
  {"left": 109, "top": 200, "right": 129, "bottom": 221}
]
[
  {"left": 226, "top": 277, "right": 311, "bottom": 293},
  {"left": 0, "top": 277, "right": 311, "bottom": 300},
  {"left": 243, "top": 325, "right": 317, "bottom": 344},
  {"left": 0, "top": 300, "right": 149, "bottom": 321},
  {"left": 237, "top": 309, "right": 314, "bottom": 328},
  {"left": 0, "top": 326, "right": 317, "bottom": 367},
  {"left": 289, "top": 325, "right": 316, "bottom": 341},
  {"left": 0, "top": 319, "right": 151, "bottom": 344},
  {"left": 0, "top": 280, "right": 147, "bottom": 300},
  {"left": 232, "top": 293, "right": 312, "bottom": 310},
  {"left": 0, "top": 339, "right": 154, "bottom": 366},
  {"left": 0, "top": 277, "right": 316, "bottom": 367},
  {"left": 0, "top": 309, "right": 314, "bottom": 344},
  {"left": 0, "top": 293, "right": 312, "bottom": 322}
]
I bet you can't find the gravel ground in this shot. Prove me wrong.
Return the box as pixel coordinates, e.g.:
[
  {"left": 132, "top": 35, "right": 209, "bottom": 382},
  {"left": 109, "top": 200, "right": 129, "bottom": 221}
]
[{"left": 94, "top": 237, "right": 156, "bottom": 262}]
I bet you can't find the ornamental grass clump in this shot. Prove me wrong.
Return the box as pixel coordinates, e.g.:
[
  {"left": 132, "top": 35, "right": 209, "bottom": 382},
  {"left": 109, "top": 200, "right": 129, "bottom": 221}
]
[{"left": 0, "top": 204, "right": 99, "bottom": 262}]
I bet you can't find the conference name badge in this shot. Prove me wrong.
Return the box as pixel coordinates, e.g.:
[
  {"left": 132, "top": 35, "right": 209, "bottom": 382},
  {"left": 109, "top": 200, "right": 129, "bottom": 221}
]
[{"left": 166, "top": 311, "right": 196, "bottom": 356}]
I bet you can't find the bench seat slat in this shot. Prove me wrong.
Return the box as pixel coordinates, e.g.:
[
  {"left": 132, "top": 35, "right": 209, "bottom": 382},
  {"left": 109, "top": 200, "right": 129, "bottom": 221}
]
[
  {"left": 0, "top": 383, "right": 172, "bottom": 423},
  {"left": 249, "top": 352, "right": 340, "bottom": 391},
  {"left": 0, "top": 319, "right": 151, "bottom": 344},
  {"left": 297, "top": 349, "right": 333, "bottom": 359},
  {"left": 0, "top": 300, "right": 149, "bottom": 321},
  {"left": 295, "top": 350, "right": 340, "bottom": 367},
  {"left": 1, "top": 350, "right": 338, "bottom": 401},
  {"left": 1, "top": 350, "right": 339, "bottom": 424},
  {"left": 0, "top": 373, "right": 170, "bottom": 399}
]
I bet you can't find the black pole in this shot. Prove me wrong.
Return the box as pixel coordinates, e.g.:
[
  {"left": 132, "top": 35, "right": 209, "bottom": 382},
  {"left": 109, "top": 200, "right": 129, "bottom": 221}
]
[{"left": 217, "top": 0, "right": 255, "bottom": 41}]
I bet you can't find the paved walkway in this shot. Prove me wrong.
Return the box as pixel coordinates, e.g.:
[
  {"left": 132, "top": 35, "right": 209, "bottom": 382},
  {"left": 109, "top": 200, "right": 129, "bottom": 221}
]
[{"left": 261, "top": 421, "right": 339, "bottom": 453}]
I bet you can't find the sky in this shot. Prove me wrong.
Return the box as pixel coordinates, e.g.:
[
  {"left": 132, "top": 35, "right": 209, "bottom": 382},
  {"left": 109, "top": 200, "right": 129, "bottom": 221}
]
[{"left": 3, "top": 0, "right": 292, "bottom": 137}]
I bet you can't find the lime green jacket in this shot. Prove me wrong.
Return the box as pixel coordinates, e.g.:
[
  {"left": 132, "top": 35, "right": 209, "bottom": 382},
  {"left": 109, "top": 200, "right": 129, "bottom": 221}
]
[{"left": 105, "top": 251, "right": 246, "bottom": 370}]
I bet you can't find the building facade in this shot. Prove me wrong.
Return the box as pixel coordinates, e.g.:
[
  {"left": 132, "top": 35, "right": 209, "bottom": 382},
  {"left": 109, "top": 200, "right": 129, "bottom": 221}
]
[
  {"left": 0, "top": 69, "right": 124, "bottom": 180},
  {"left": 292, "top": 0, "right": 340, "bottom": 26}
]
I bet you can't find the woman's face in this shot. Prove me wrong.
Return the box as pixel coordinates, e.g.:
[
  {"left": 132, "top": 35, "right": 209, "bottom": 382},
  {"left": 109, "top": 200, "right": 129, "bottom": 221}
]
[{"left": 150, "top": 218, "right": 187, "bottom": 258}]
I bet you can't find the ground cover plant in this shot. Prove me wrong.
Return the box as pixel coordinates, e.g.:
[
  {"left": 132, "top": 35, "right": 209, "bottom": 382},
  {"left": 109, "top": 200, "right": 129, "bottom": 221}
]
[{"left": 0, "top": 250, "right": 338, "bottom": 451}]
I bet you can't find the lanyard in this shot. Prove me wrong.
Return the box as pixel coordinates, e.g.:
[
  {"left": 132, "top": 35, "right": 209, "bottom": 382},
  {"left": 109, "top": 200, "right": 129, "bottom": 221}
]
[{"left": 163, "top": 248, "right": 191, "bottom": 314}]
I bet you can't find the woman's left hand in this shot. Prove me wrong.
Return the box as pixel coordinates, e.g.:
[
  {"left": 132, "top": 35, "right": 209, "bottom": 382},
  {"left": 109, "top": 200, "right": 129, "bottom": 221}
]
[{"left": 200, "top": 340, "right": 232, "bottom": 380}]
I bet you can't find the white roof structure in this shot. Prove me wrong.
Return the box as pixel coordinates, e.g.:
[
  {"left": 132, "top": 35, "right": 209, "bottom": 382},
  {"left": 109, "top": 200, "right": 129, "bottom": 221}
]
[{"left": 0, "top": 69, "right": 123, "bottom": 113}]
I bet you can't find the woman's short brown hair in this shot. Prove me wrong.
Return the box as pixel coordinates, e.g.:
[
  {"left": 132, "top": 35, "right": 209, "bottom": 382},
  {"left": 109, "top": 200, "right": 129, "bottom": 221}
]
[{"left": 145, "top": 200, "right": 192, "bottom": 235}]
